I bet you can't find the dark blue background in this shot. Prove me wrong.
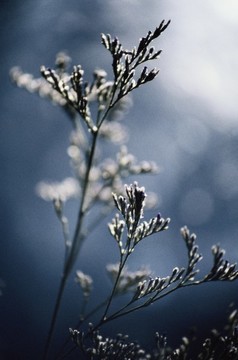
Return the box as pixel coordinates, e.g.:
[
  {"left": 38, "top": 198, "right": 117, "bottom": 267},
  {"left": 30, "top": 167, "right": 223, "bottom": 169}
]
[{"left": 0, "top": 1, "right": 238, "bottom": 359}]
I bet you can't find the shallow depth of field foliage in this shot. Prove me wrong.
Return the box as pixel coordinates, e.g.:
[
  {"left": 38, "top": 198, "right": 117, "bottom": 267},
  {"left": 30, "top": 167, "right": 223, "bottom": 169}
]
[{"left": 10, "top": 20, "right": 238, "bottom": 359}]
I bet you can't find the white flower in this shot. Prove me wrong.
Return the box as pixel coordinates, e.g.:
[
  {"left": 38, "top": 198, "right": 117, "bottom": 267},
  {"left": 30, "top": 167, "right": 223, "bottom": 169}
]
[
  {"left": 75, "top": 270, "right": 93, "bottom": 297},
  {"left": 36, "top": 177, "right": 80, "bottom": 202}
]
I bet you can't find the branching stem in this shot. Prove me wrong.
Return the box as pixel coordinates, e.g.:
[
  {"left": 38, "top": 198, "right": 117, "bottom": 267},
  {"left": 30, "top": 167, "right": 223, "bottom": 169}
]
[{"left": 43, "top": 85, "right": 119, "bottom": 359}]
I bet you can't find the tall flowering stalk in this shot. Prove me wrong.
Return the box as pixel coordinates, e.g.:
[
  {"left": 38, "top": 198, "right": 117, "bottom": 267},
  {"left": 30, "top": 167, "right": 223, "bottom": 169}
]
[
  {"left": 11, "top": 20, "right": 170, "bottom": 358},
  {"left": 10, "top": 19, "right": 238, "bottom": 359}
]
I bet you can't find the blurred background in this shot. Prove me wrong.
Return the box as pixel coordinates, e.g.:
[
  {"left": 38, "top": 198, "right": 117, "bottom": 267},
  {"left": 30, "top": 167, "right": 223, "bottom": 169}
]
[{"left": 0, "top": 0, "right": 238, "bottom": 358}]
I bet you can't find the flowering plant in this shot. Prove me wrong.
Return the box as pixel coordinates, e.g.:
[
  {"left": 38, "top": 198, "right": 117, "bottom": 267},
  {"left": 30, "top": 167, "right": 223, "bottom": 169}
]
[{"left": 11, "top": 20, "right": 238, "bottom": 359}]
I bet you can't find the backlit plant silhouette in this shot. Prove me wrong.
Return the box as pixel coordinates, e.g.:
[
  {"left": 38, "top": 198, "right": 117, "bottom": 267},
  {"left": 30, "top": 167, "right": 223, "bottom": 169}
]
[{"left": 11, "top": 20, "right": 238, "bottom": 359}]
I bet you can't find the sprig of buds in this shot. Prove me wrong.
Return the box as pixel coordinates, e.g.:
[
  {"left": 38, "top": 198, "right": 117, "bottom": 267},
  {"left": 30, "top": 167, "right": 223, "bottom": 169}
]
[
  {"left": 109, "top": 182, "right": 170, "bottom": 255},
  {"left": 101, "top": 21, "right": 171, "bottom": 99}
]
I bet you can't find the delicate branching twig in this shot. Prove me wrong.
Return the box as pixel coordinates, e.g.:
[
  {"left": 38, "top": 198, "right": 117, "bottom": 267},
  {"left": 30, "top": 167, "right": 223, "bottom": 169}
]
[{"left": 73, "top": 202, "right": 237, "bottom": 342}]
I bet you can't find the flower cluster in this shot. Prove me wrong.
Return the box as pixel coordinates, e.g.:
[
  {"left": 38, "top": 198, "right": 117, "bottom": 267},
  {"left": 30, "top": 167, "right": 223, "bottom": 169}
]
[
  {"left": 101, "top": 20, "right": 170, "bottom": 98},
  {"left": 70, "top": 326, "right": 150, "bottom": 360},
  {"left": 109, "top": 182, "right": 170, "bottom": 255},
  {"left": 132, "top": 267, "right": 185, "bottom": 302},
  {"left": 70, "top": 308, "right": 238, "bottom": 359}
]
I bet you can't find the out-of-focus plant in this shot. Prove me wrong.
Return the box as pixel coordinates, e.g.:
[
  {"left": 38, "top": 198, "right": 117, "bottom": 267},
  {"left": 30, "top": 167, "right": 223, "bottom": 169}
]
[{"left": 10, "top": 19, "right": 238, "bottom": 359}]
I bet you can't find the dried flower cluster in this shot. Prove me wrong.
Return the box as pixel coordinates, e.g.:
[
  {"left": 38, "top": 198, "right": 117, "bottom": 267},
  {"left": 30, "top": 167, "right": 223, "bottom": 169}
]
[
  {"left": 109, "top": 182, "right": 170, "bottom": 256},
  {"left": 69, "top": 308, "right": 238, "bottom": 359},
  {"left": 70, "top": 326, "right": 150, "bottom": 360}
]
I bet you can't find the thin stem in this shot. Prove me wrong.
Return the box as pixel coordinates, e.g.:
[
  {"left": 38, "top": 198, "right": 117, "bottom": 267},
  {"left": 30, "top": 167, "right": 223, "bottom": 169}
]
[
  {"left": 43, "top": 131, "right": 98, "bottom": 359},
  {"left": 63, "top": 84, "right": 119, "bottom": 278},
  {"left": 44, "top": 99, "right": 117, "bottom": 357},
  {"left": 103, "top": 279, "right": 205, "bottom": 324},
  {"left": 100, "top": 257, "right": 125, "bottom": 322},
  {"left": 63, "top": 131, "right": 98, "bottom": 278},
  {"left": 55, "top": 296, "right": 112, "bottom": 360},
  {"left": 43, "top": 274, "right": 67, "bottom": 360},
  {"left": 97, "top": 84, "right": 117, "bottom": 128},
  {"left": 56, "top": 346, "right": 76, "bottom": 360}
]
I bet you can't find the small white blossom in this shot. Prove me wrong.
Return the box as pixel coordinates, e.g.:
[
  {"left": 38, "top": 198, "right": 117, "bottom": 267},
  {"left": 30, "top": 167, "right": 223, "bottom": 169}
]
[
  {"left": 36, "top": 177, "right": 80, "bottom": 202},
  {"left": 75, "top": 270, "right": 93, "bottom": 298}
]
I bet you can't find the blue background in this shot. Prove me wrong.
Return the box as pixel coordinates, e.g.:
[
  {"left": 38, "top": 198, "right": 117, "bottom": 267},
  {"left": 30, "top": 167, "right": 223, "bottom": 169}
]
[{"left": 0, "top": 1, "right": 238, "bottom": 358}]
